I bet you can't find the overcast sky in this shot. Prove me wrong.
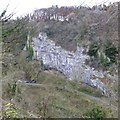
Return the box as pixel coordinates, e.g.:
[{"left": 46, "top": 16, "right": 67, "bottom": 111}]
[{"left": 0, "top": 0, "right": 119, "bottom": 18}]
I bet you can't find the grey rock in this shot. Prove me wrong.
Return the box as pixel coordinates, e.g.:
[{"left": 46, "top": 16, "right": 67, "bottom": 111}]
[{"left": 31, "top": 32, "right": 116, "bottom": 97}]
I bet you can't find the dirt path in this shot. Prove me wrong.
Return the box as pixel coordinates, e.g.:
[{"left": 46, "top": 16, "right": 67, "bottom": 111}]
[{"left": 17, "top": 82, "right": 118, "bottom": 110}]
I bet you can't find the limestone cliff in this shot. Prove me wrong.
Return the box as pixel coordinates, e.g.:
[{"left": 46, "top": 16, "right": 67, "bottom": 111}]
[{"left": 32, "top": 32, "right": 117, "bottom": 98}]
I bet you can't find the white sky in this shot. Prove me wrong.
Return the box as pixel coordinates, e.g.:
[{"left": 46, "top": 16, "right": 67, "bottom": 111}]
[{"left": 0, "top": 0, "right": 119, "bottom": 18}]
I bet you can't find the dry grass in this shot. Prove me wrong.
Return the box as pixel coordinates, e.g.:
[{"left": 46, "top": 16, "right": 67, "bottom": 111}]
[
  {"left": 13, "top": 79, "right": 117, "bottom": 118},
  {"left": 2, "top": 53, "right": 118, "bottom": 118},
  {"left": 2, "top": 71, "right": 116, "bottom": 118}
]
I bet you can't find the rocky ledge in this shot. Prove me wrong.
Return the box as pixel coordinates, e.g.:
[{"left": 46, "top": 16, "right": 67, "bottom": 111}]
[{"left": 31, "top": 32, "right": 117, "bottom": 98}]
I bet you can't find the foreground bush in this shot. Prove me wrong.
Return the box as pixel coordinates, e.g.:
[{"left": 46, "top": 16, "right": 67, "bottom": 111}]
[
  {"left": 82, "top": 107, "right": 106, "bottom": 119},
  {"left": 2, "top": 102, "right": 17, "bottom": 118}
]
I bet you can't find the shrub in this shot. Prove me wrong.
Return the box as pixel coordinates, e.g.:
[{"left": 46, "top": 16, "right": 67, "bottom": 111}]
[
  {"left": 26, "top": 46, "right": 34, "bottom": 61},
  {"left": 3, "top": 81, "right": 17, "bottom": 100},
  {"left": 26, "top": 32, "right": 34, "bottom": 61},
  {"left": 104, "top": 41, "right": 118, "bottom": 64},
  {"left": 97, "top": 41, "right": 118, "bottom": 67},
  {"left": 16, "top": 52, "right": 41, "bottom": 80},
  {"left": 3, "top": 102, "right": 17, "bottom": 118},
  {"left": 82, "top": 107, "right": 106, "bottom": 119},
  {"left": 88, "top": 42, "right": 99, "bottom": 57},
  {"left": 7, "top": 81, "right": 17, "bottom": 97},
  {"left": 88, "top": 40, "right": 118, "bottom": 68},
  {"left": 97, "top": 50, "right": 111, "bottom": 67}
]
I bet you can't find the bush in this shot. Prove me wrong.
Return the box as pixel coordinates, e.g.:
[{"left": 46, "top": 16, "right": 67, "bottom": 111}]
[
  {"left": 82, "top": 107, "right": 106, "bottom": 119},
  {"left": 97, "top": 50, "right": 111, "bottom": 67},
  {"left": 88, "top": 42, "right": 99, "bottom": 57},
  {"left": 97, "top": 41, "right": 118, "bottom": 67},
  {"left": 7, "top": 81, "right": 17, "bottom": 98},
  {"left": 88, "top": 40, "right": 118, "bottom": 68},
  {"left": 25, "top": 32, "right": 34, "bottom": 61},
  {"left": 104, "top": 41, "right": 118, "bottom": 64},
  {"left": 3, "top": 102, "right": 17, "bottom": 118},
  {"left": 16, "top": 52, "right": 41, "bottom": 80},
  {"left": 26, "top": 46, "right": 34, "bottom": 61}
]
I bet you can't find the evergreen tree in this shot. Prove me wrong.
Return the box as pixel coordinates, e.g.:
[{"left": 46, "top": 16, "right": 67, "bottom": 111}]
[
  {"left": 104, "top": 41, "right": 118, "bottom": 64},
  {"left": 26, "top": 32, "right": 34, "bottom": 61}
]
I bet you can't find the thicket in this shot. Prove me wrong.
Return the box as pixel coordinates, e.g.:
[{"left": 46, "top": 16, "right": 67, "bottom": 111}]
[
  {"left": 87, "top": 40, "right": 118, "bottom": 67},
  {"left": 2, "top": 17, "right": 28, "bottom": 55}
]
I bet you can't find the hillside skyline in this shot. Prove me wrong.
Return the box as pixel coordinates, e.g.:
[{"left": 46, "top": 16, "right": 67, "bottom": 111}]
[{"left": 1, "top": 0, "right": 119, "bottom": 18}]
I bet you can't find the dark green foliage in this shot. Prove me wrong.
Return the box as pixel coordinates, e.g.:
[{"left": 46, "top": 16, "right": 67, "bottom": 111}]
[
  {"left": 82, "top": 107, "right": 106, "bottom": 119},
  {"left": 104, "top": 41, "right": 118, "bottom": 64},
  {"left": 7, "top": 81, "right": 17, "bottom": 99},
  {"left": 99, "top": 53, "right": 110, "bottom": 67},
  {"left": 87, "top": 40, "right": 118, "bottom": 68},
  {"left": 88, "top": 42, "right": 99, "bottom": 57},
  {"left": 26, "top": 46, "right": 34, "bottom": 61},
  {"left": 26, "top": 32, "right": 34, "bottom": 61}
]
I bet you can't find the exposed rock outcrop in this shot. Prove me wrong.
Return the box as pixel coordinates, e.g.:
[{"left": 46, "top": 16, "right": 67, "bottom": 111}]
[{"left": 32, "top": 32, "right": 117, "bottom": 98}]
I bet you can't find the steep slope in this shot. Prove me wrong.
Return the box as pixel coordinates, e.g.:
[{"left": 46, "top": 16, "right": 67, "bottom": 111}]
[
  {"left": 2, "top": 70, "right": 118, "bottom": 118},
  {"left": 2, "top": 2, "right": 118, "bottom": 118},
  {"left": 30, "top": 3, "right": 118, "bottom": 51}
]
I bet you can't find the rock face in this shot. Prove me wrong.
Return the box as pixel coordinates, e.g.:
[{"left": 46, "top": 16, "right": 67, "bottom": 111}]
[{"left": 32, "top": 32, "right": 116, "bottom": 97}]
